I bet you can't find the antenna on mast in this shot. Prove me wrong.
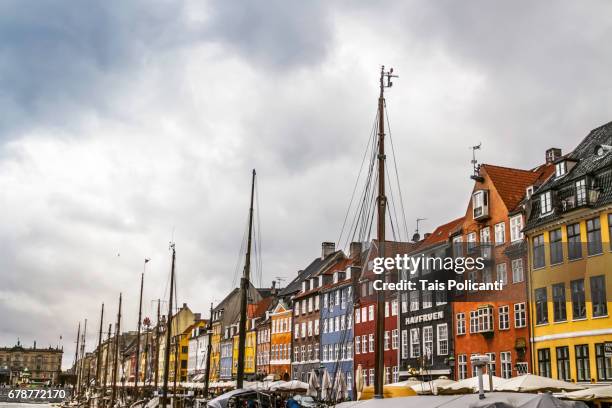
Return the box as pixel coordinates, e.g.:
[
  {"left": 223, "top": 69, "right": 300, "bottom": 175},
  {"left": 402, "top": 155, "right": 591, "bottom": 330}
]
[{"left": 470, "top": 143, "right": 484, "bottom": 181}]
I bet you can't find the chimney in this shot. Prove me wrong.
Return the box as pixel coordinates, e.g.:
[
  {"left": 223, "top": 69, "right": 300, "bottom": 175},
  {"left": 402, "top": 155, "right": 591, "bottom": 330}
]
[
  {"left": 271, "top": 280, "right": 277, "bottom": 295},
  {"left": 182, "top": 303, "right": 187, "bottom": 309},
  {"left": 412, "top": 232, "right": 420, "bottom": 242},
  {"left": 546, "top": 148, "right": 562, "bottom": 164},
  {"left": 321, "top": 242, "right": 336, "bottom": 259},
  {"left": 349, "top": 242, "right": 362, "bottom": 261},
  {"left": 34, "top": 341, "right": 37, "bottom": 349}
]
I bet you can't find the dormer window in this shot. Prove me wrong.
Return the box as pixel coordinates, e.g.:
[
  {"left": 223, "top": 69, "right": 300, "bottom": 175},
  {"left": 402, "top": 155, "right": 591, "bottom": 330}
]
[
  {"left": 526, "top": 186, "right": 534, "bottom": 199},
  {"left": 555, "top": 161, "right": 567, "bottom": 178},
  {"left": 333, "top": 272, "right": 339, "bottom": 284},
  {"left": 302, "top": 281, "right": 307, "bottom": 292},
  {"left": 472, "top": 190, "right": 490, "bottom": 220},
  {"left": 540, "top": 191, "right": 553, "bottom": 216}
]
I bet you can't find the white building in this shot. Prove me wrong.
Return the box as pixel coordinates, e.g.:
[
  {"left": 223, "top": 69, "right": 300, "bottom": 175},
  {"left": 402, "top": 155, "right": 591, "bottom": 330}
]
[{"left": 187, "top": 325, "right": 210, "bottom": 381}]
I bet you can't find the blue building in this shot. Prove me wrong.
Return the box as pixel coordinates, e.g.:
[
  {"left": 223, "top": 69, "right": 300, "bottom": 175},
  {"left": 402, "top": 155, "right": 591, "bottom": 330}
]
[
  {"left": 320, "top": 258, "right": 355, "bottom": 400},
  {"left": 220, "top": 325, "right": 236, "bottom": 380}
]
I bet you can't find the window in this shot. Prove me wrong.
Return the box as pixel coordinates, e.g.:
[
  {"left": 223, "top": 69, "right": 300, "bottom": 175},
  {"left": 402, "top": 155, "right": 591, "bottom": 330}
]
[
  {"left": 575, "top": 345, "right": 590, "bottom": 382},
  {"left": 483, "top": 268, "right": 492, "bottom": 284},
  {"left": 587, "top": 217, "right": 603, "bottom": 255},
  {"left": 301, "top": 322, "right": 306, "bottom": 338},
  {"left": 369, "top": 334, "right": 374, "bottom": 352},
  {"left": 494, "top": 222, "right": 506, "bottom": 245},
  {"left": 369, "top": 369, "right": 374, "bottom": 386},
  {"left": 571, "top": 279, "right": 586, "bottom": 320},
  {"left": 384, "top": 331, "right": 390, "bottom": 350},
  {"left": 329, "top": 317, "right": 334, "bottom": 333},
  {"left": 576, "top": 179, "right": 587, "bottom": 206},
  {"left": 456, "top": 313, "right": 466, "bottom": 335},
  {"left": 422, "top": 290, "right": 432, "bottom": 309},
  {"left": 469, "top": 311, "right": 478, "bottom": 333},
  {"left": 314, "top": 320, "right": 319, "bottom": 335},
  {"left": 391, "top": 299, "right": 398, "bottom": 316},
  {"left": 392, "top": 329, "right": 399, "bottom": 350},
  {"left": 322, "top": 345, "right": 328, "bottom": 362},
  {"left": 423, "top": 326, "right": 433, "bottom": 360},
  {"left": 514, "top": 302, "right": 526, "bottom": 328},
  {"left": 401, "top": 330, "right": 408, "bottom": 359},
  {"left": 540, "top": 192, "right": 552, "bottom": 215},
  {"left": 555, "top": 161, "right": 566, "bottom": 177},
  {"left": 295, "top": 323, "right": 300, "bottom": 338},
  {"left": 496, "top": 263, "right": 507, "bottom": 286},
  {"left": 467, "top": 232, "right": 477, "bottom": 251},
  {"left": 385, "top": 366, "right": 390, "bottom": 384},
  {"left": 557, "top": 346, "right": 570, "bottom": 381},
  {"left": 535, "top": 287, "right": 548, "bottom": 324},
  {"left": 478, "top": 306, "right": 493, "bottom": 332},
  {"left": 499, "top": 306, "right": 509, "bottom": 330},
  {"left": 480, "top": 227, "right": 491, "bottom": 258},
  {"left": 385, "top": 301, "right": 390, "bottom": 318},
  {"left": 486, "top": 353, "right": 496, "bottom": 376},
  {"left": 410, "top": 291, "right": 419, "bottom": 311},
  {"left": 315, "top": 295, "right": 320, "bottom": 310},
  {"left": 362, "top": 336, "right": 367, "bottom": 354},
  {"left": 294, "top": 302, "right": 299, "bottom": 316},
  {"left": 512, "top": 259, "right": 524, "bottom": 283},
  {"left": 437, "top": 324, "right": 448, "bottom": 355},
  {"left": 549, "top": 228, "right": 564, "bottom": 264},
  {"left": 301, "top": 300, "right": 306, "bottom": 314},
  {"left": 567, "top": 223, "right": 582, "bottom": 260},
  {"left": 596, "top": 343, "right": 612, "bottom": 381},
  {"left": 355, "top": 309, "right": 360, "bottom": 324},
  {"left": 453, "top": 236, "right": 463, "bottom": 257},
  {"left": 361, "top": 307, "right": 367, "bottom": 322},
  {"left": 323, "top": 294, "right": 328, "bottom": 309},
  {"left": 368, "top": 305, "right": 374, "bottom": 321},
  {"left": 436, "top": 290, "right": 447, "bottom": 305},
  {"left": 471, "top": 354, "right": 479, "bottom": 378},
  {"left": 533, "top": 234, "right": 545, "bottom": 268},
  {"left": 308, "top": 297, "right": 313, "bottom": 313},
  {"left": 347, "top": 371, "right": 352, "bottom": 390},
  {"left": 510, "top": 215, "right": 523, "bottom": 242},
  {"left": 392, "top": 366, "right": 399, "bottom": 383},
  {"left": 355, "top": 336, "right": 360, "bottom": 354},
  {"left": 501, "top": 352, "right": 512, "bottom": 379},
  {"left": 458, "top": 354, "right": 467, "bottom": 380},
  {"left": 308, "top": 321, "right": 313, "bottom": 336},
  {"left": 410, "top": 328, "right": 420, "bottom": 358},
  {"left": 538, "top": 349, "right": 552, "bottom": 378},
  {"left": 591, "top": 275, "right": 608, "bottom": 317},
  {"left": 552, "top": 283, "right": 567, "bottom": 322}
]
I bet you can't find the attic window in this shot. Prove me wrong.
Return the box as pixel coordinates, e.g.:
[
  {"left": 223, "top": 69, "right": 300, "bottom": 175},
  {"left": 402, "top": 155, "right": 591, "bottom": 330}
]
[
  {"left": 526, "top": 186, "right": 534, "bottom": 199},
  {"left": 540, "top": 192, "right": 553, "bottom": 216},
  {"left": 555, "top": 161, "right": 566, "bottom": 178},
  {"left": 595, "top": 144, "right": 612, "bottom": 157}
]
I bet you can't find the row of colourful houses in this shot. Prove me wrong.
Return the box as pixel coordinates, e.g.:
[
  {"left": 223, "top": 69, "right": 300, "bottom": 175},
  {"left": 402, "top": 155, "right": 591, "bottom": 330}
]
[{"left": 80, "top": 121, "right": 612, "bottom": 397}]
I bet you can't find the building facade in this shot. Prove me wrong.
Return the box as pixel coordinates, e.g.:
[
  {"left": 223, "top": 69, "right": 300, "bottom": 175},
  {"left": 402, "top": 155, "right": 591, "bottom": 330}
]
[
  {"left": 525, "top": 123, "right": 612, "bottom": 384},
  {"left": 452, "top": 163, "right": 551, "bottom": 380},
  {"left": 270, "top": 302, "right": 292, "bottom": 380},
  {"left": 399, "top": 219, "right": 463, "bottom": 380},
  {"left": 0, "top": 342, "right": 63, "bottom": 385}
]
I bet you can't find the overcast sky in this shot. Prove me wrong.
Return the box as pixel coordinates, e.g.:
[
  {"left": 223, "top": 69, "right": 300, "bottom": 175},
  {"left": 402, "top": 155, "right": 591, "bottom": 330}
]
[{"left": 1, "top": 0, "right": 611, "bottom": 368}]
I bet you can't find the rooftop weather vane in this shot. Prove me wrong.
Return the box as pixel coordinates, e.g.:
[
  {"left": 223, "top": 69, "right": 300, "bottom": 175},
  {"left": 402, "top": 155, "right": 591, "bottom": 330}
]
[{"left": 470, "top": 143, "right": 484, "bottom": 181}]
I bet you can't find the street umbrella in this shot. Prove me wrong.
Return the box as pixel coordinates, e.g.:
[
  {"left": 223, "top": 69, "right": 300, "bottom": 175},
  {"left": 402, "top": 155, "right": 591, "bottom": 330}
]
[
  {"left": 355, "top": 364, "right": 364, "bottom": 396},
  {"left": 437, "top": 375, "right": 508, "bottom": 395},
  {"left": 307, "top": 370, "right": 319, "bottom": 398},
  {"left": 321, "top": 369, "right": 333, "bottom": 401},
  {"left": 494, "top": 374, "right": 586, "bottom": 393},
  {"left": 335, "top": 372, "right": 348, "bottom": 402},
  {"left": 562, "top": 385, "right": 612, "bottom": 402},
  {"left": 410, "top": 378, "right": 455, "bottom": 395}
]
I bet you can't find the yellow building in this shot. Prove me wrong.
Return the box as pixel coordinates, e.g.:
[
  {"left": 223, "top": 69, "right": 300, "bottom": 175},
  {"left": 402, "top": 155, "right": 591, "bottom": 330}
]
[
  {"left": 231, "top": 328, "right": 256, "bottom": 377},
  {"left": 157, "top": 303, "right": 195, "bottom": 382},
  {"left": 524, "top": 131, "right": 612, "bottom": 384},
  {"left": 210, "top": 321, "right": 222, "bottom": 382},
  {"left": 169, "top": 319, "right": 206, "bottom": 382}
]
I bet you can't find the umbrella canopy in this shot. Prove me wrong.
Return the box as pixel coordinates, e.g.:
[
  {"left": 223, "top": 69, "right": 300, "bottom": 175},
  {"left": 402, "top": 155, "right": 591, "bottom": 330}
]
[
  {"left": 437, "top": 375, "right": 508, "bottom": 395},
  {"left": 355, "top": 365, "right": 364, "bottom": 394},
  {"left": 410, "top": 379, "right": 456, "bottom": 395},
  {"left": 562, "top": 385, "right": 612, "bottom": 401},
  {"left": 271, "top": 380, "right": 309, "bottom": 392},
  {"left": 494, "top": 375, "right": 586, "bottom": 393},
  {"left": 206, "top": 389, "right": 250, "bottom": 408},
  {"left": 307, "top": 370, "right": 319, "bottom": 398},
  {"left": 385, "top": 380, "right": 420, "bottom": 387},
  {"left": 321, "top": 369, "right": 333, "bottom": 401},
  {"left": 516, "top": 392, "right": 589, "bottom": 408},
  {"left": 334, "top": 372, "right": 348, "bottom": 402}
]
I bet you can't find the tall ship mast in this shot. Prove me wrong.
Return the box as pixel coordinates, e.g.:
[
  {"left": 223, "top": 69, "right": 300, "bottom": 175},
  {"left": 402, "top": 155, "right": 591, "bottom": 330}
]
[
  {"left": 374, "top": 66, "right": 397, "bottom": 399},
  {"left": 236, "top": 169, "right": 256, "bottom": 389}
]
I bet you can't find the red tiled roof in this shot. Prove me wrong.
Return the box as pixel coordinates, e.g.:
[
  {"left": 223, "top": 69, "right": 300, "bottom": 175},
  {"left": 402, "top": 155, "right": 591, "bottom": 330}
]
[
  {"left": 481, "top": 163, "right": 553, "bottom": 212},
  {"left": 250, "top": 297, "right": 273, "bottom": 318},
  {"left": 415, "top": 216, "right": 465, "bottom": 252}
]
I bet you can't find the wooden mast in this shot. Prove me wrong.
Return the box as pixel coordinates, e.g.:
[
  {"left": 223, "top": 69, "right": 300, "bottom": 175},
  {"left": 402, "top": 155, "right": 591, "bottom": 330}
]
[
  {"left": 73, "top": 322, "right": 80, "bottom": 396},
  {"left": 203, "top": 302, "right": 213, "bottom": 397},
  {"left": 96, "top": 303, "right": 104, "bottom": 387},
  {"left": 110, "top": 293, "right": 122, "bottom": 407},
  {"left": 236, "top": 169, "right": 256, "bottom": 389},
  {"left": 374, "top": 66, "right": 397, "bottom": 398},
  {"left": 77, "top": 319, "right": 87, "bottom": 398},
  {"left": 161, "top": 244, "right": 176, "bottom": 408},
  {"left": 102, "top": 323, "right": 111, "bottom": 408},
  {"left": 135, "top": 259, "right": 149, "bottom": 397},
  {"left": 154, "top": 299, "right": 161, "bottom": 389}
]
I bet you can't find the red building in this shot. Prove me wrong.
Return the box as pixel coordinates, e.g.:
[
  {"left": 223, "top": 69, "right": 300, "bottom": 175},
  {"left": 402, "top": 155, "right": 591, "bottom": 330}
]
[
  {"left": 353, "top": 240, "right": 416, "bottom": 386},
  {"left": 452, "top": 162, "right": 553, "bottom": 380}
]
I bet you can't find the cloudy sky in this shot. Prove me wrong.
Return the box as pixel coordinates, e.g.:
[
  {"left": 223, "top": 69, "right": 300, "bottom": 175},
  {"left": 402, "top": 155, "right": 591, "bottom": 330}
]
[{"left": 1, "top": 0, "right": 611, "bottom": 368}]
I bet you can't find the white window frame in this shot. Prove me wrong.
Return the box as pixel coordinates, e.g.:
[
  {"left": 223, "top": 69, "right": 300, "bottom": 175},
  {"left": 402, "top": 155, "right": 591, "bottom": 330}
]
[
  {"left": 499, "top": 305, "right": 509, "bottom": 330},
  {"left": 495, "top": 222, "right": 506, "bottom": 245},
  {"left": 510, "top": 215, "right": 523, "bottom": 242},
  {"left": 437, "top": 324, "right": 448, "bottom": 356}
]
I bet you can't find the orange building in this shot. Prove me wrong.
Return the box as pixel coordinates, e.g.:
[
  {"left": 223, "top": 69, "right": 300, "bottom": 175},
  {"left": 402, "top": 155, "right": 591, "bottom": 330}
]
[
  {"left": 452, "top": 162, "right": 552, "bottom": 380},
  {"left": 269, "top": 302, "right": 292, "bottom": 380}
]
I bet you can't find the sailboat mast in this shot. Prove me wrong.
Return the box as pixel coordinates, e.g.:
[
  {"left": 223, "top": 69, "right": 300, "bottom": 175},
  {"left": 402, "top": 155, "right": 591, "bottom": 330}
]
[
  {"left": 110, "top": 293, "right": 122, "bottom": 407},
  {"left": 102, "top": 323, "right": 111, "bottom": 405},
  {"left": 236, "top": 169, "right": 256, "bottom": 389},
  {"left": 77, "top": 319, "right": 87, "bottom": 397},
  {"left": 73, "top": 322, "right": 81, "bottom": 391},
  {"left": 161, "top": 244, "right": 176, "bottom": 408},
  {"left": 135, "top": 259, "right": 148, "bottom": 397},
  {"left": 155, "top": 299, "right": 161, "bottom": 388},
  {"left": 203, "top": 302, "right": 213, "bottom": 397},
  {"left": 96, "top": 303, "right": 104, "bottom": 387},
  {"left": 374, "top": 65, "right": 397, "bottom": 398}
]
